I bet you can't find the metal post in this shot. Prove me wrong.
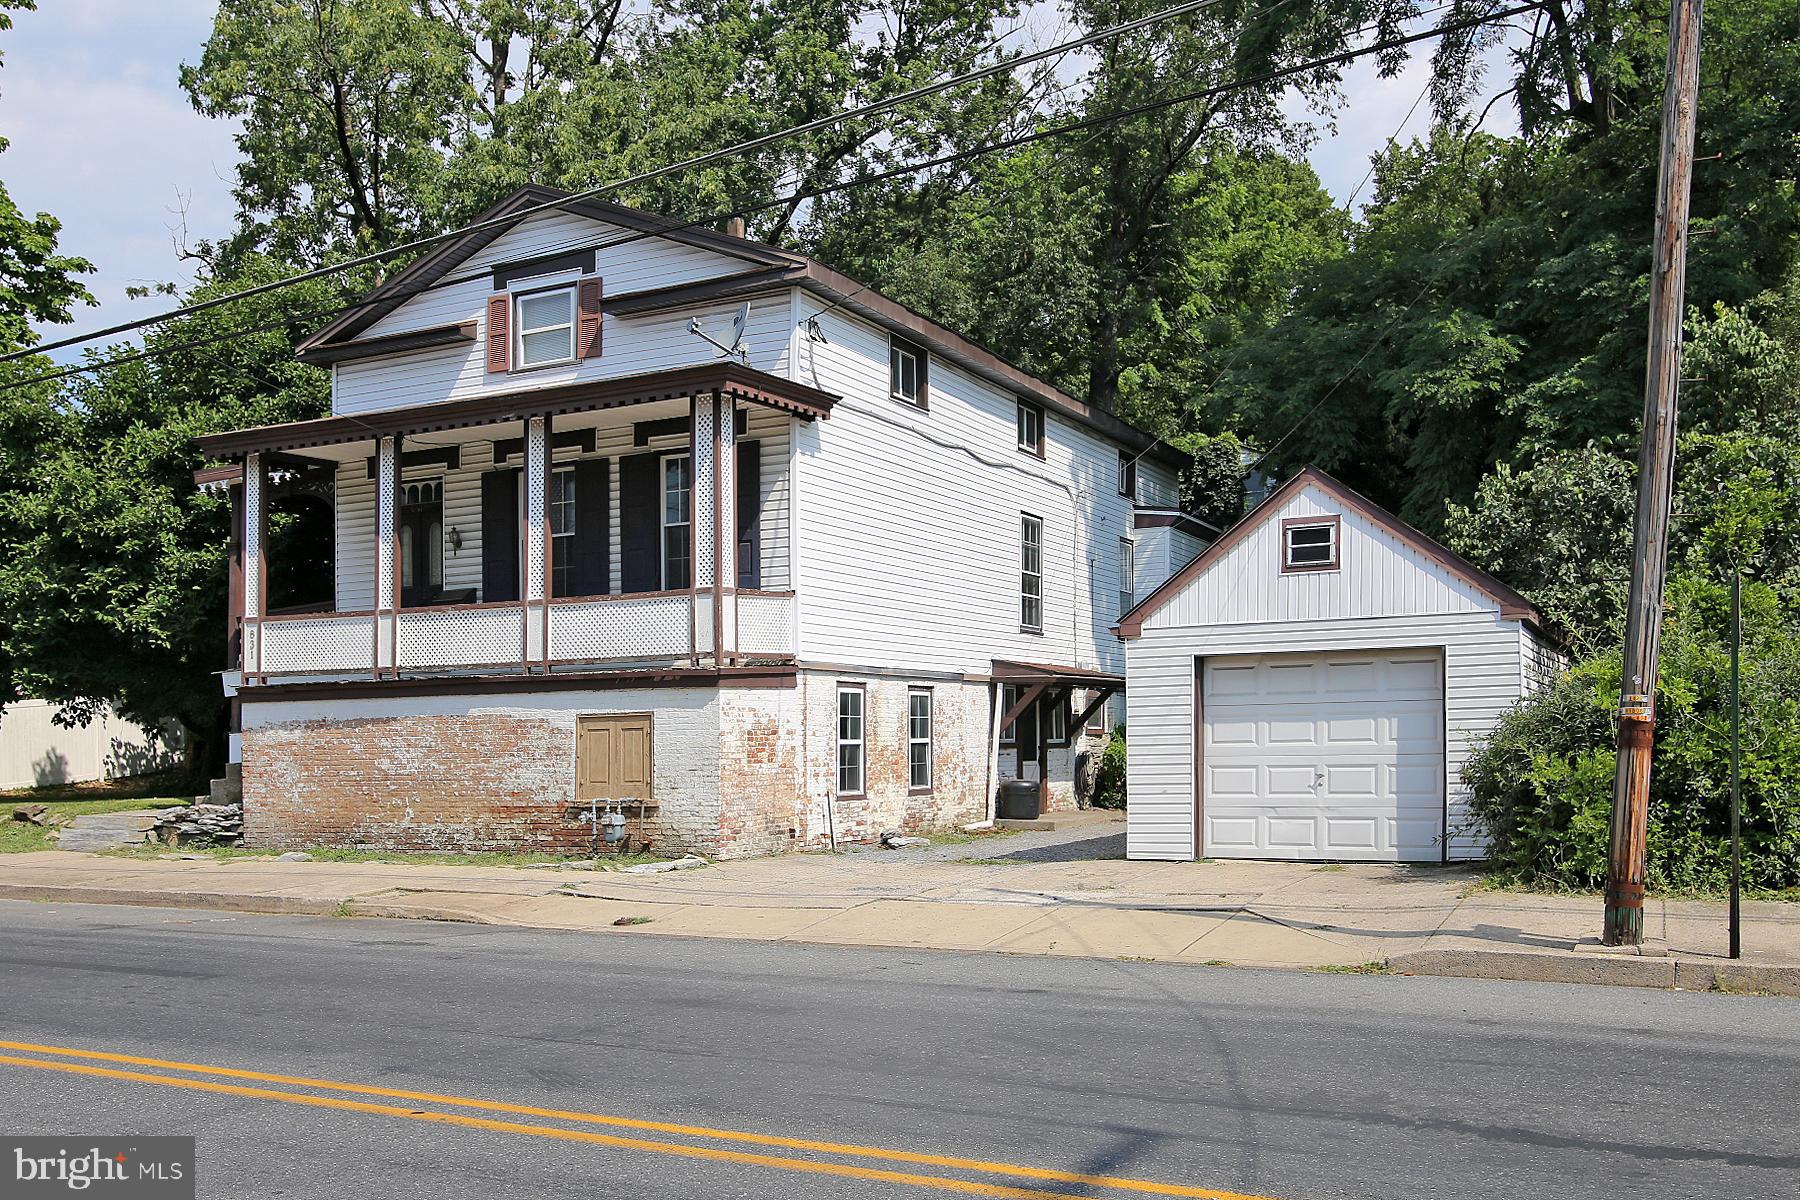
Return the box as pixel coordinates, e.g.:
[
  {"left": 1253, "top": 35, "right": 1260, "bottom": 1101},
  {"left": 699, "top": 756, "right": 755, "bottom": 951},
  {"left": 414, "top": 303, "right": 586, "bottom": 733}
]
[
  {"left": 1604, "top": 0, "right": 1705, "bottom": 946},
  {"left": 1729, "top": 571, "right": 1741, "bottom": 959}
]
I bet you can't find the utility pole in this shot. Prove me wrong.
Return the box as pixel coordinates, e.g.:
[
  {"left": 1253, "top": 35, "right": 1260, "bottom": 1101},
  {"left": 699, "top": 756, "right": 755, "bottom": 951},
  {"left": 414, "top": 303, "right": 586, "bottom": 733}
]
[{"left": 1604, "top": 0, "right": 1706, "bottom": 946}]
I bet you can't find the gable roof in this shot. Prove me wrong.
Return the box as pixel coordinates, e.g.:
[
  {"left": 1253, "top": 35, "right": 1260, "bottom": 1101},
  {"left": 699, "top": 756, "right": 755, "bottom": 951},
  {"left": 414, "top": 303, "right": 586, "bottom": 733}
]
[
  {"left": 296, "top": 185, "right": 1184, "bottom": 470},
  {"left": 1115, "top": 466, "right": 1542, "bottom": 638}
]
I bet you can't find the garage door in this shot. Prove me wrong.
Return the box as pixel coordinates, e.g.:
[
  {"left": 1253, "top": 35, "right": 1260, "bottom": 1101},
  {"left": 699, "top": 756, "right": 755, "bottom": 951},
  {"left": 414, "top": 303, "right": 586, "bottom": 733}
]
[{"left": 1201, "top": 650, "right": 1443, "bottom": 862}]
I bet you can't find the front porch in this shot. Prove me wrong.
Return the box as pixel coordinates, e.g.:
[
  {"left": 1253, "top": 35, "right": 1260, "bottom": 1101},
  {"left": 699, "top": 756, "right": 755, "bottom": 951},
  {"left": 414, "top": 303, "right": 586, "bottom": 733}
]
[{"left": 197, "top": 363, "right": 836, "bottom": 684}]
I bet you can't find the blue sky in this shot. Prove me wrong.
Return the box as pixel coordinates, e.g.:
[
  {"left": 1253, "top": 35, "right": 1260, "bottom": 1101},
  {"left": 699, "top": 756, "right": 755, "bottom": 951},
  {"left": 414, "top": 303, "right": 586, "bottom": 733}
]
[{"left": 1, "top": 2, "right": 1514, "bottom": 355}]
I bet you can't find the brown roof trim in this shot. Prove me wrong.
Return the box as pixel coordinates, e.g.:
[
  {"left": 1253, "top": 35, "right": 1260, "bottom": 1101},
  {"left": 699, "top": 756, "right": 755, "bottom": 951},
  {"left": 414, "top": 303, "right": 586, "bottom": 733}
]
[
  {"left": 193, "top": 463, "right": 241, "bottom": 489},
  {"left": 1115, "top": 466, "right": 1542, "bottom": 638},
  {"left": 792, "top": 260, "right": 1184, "bottom": 470},
  {"left": 1132, "top": 509, "right": 1218, "bottom": 539},
  {"left": 296, "top": 186, "right": 797, "bottom": 354},
  {"left": 991, "top": 659, "right": 1125, "bottom": 687},
  {"left": 242, "top": 665, "right": 797, "bottom": 702},
  {"left": 297, "top": 320, "right": 476, "bottom": 367},
  {"left": 295, "top": 184, "right": 1181, "bottom": 470},
  {"left": 195, "top": 362, "right": 838, "bottom": 459},
  {"left": 602, "top": 265, "right": 809, "bottom": 316}
]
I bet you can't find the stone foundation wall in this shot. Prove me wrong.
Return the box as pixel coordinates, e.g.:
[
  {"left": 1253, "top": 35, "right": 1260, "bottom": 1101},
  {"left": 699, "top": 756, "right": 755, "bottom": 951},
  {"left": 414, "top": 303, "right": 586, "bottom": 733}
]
[{"left": 240, "top": 689, "right": 722, "bottom": 856}]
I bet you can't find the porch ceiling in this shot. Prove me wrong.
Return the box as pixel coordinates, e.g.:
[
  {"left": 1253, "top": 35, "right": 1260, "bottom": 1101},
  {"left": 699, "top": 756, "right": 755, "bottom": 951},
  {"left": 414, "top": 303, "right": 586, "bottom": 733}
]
[{"left": 195, "top": 361, "right": 838, "bottom": 460}]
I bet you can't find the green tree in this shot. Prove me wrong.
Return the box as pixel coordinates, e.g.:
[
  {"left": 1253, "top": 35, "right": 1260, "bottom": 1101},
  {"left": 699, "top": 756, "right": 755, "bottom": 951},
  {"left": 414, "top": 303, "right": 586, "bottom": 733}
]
[{"left": 0, "top": 260, "right": 332, "bottom": 771}]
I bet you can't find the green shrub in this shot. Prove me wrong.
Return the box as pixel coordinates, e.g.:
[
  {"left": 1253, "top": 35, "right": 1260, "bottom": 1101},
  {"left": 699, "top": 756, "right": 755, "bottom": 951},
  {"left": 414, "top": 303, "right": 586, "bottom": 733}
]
[
  {"left": 1464, "top": 576, "right": 1800, "bottom": 891},
  {"left": 1092, "top": 725, "right": 1127, "bottom": 810}
]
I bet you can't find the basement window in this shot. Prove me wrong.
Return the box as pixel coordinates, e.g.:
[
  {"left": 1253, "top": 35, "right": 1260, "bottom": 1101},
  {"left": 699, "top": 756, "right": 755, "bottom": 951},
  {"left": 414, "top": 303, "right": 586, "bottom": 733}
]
[{"left": 1282, "top": 517, "right": 1340, "bottom": 572}]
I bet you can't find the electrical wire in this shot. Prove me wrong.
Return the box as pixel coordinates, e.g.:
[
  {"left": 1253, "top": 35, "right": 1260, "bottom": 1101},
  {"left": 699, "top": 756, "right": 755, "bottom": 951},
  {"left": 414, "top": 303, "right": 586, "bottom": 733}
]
[
  {"left": 0, "top": 1, "right": 1550, "bottom": 398},
  {"left": 2, "top": 0, "right": 1252, "bottom": 367}
]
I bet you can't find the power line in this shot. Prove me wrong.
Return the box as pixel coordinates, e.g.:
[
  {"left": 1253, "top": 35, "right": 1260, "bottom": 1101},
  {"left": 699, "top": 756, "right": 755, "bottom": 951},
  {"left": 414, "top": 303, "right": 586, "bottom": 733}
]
[
  {"left": 2, "top": 1, "right": 1549, "bottom": 397},
  {"left": 2, "top": 0, "right": 1248, "bottom": 367}
]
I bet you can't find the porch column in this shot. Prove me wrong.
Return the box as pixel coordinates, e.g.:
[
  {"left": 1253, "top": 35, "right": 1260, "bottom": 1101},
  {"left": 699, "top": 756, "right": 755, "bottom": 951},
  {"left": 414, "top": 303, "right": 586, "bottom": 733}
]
[
  {"left": 228, "top": 475, "right": 245, "bottom": 673},
  {"left": 690, "top": 395, "right": 715, "bottom": 665},
  {"left": 374, "top": 435, "right": 400, "bottom": 677},
  {"left": 241, "top": 453, "right": 266, "bottom": 679},
  {"left": 523, "top": 415, "right": 549, "bottom": 669},
  {"left": 715, "top": 392, "right": 738, "bottom": 663}
]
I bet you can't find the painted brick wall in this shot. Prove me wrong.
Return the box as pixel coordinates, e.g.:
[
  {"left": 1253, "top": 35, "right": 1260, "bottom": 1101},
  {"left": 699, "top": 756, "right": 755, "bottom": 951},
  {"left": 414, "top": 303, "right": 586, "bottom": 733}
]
[
  {"left": 716, "top": 684, "right": 809, "bottom": 858},
  {"left": 797, "top": 671, "right": 993, "bottom": 846},
  {"left": 240, "top": 689, "right": 722, "bottom": 855}
]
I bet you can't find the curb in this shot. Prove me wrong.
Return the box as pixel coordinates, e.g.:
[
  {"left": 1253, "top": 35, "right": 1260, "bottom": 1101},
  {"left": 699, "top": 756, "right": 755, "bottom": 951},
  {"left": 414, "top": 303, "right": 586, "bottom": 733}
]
[
  {"left": 1388, "top": 948, "right": 1800, "bottom": 996},
  {"left": 0, "top": 883, "right": 343, "bottom": 918}
]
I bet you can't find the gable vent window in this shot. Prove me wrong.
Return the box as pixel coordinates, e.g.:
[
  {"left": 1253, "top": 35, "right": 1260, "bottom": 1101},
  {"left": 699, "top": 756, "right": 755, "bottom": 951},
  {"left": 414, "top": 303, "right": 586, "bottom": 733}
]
[
  {"left": 1282, "top": 517, "right": 1340, "bottom": 572},
  {"left": 516, "top": 286, "right": 576, "bottom": 368}
]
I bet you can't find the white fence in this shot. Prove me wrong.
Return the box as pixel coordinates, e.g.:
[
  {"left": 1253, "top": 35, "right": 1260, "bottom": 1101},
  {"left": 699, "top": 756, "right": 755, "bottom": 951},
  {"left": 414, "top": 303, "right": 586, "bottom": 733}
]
[{"left": 0, "top": 700, "right": 182, "bottom": 789}]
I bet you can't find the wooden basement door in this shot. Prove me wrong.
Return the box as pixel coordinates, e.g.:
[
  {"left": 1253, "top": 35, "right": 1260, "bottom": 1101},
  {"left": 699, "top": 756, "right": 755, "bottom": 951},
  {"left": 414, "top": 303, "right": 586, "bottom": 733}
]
[{"left": 576, "top": 713, "right": 653, "bottom": 803}]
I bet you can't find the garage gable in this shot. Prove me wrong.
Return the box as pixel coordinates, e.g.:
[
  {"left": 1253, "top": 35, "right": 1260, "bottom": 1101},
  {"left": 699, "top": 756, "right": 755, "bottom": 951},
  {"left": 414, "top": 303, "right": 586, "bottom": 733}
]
[{"left": 1117, "top": 467, "right": 1538, "bottom": 636}]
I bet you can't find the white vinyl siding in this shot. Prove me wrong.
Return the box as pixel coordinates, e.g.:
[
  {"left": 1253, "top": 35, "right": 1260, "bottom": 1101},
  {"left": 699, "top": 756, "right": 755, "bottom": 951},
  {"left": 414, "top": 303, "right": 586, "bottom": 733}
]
[
  {"left": 790, "top": 296, "right": 1165, "bottom": 676},
  {"left": 331, "top": 210, "right": 789, "bottom": 417},
  {"left": 1125, "top": 483, "right": 1533, "bottom": 863}
]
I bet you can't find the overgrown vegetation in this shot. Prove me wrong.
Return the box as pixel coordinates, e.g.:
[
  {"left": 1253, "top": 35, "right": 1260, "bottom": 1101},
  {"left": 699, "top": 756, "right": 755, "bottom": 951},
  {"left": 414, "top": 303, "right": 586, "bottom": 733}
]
[
  {"left": 1465, "top": 579, "right": 1800, "bottom": 893},
  {"left": 1092, "top": 726, "right": 1128, "bottom": 810}
]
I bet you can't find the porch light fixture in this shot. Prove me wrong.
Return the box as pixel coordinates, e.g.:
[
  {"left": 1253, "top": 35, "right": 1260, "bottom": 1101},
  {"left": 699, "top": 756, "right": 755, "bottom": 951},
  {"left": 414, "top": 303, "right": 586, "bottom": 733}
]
[{"left": 447, "top": 527, "right": 464, "bottom": 553}]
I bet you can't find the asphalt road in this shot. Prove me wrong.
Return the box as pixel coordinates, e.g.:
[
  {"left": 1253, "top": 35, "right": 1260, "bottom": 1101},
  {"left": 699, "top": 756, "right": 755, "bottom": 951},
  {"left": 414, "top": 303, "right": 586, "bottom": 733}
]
[{"left": 0, "top": 901, "right": 1795, "bottom": 1200}]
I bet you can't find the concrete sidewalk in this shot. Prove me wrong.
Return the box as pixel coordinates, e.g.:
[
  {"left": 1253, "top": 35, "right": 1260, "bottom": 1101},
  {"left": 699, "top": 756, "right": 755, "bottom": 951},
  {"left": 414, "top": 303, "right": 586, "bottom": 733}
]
[{"left": 3, "top": 833, "right": 1797, "bottom": 993}]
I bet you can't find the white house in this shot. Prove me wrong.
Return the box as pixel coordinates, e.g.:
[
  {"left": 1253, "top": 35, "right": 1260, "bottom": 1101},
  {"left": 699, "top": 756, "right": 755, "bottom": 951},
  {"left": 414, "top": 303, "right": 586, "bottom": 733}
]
[
  {"left": 1116, "top": 468, "right": 1563, "bottom": 864},
  {"left": 195, "top": 186, "right": 1205, "bottom": 858}
]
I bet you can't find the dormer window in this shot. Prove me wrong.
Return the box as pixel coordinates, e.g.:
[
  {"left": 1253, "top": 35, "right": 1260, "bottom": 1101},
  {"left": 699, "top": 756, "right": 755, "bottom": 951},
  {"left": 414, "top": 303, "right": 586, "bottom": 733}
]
[
  {"left": 1282, "top": 516, "right": 1340, "bottom": 573},
  {"left": 515, "top": 285, "right": 576, "bottom": 369}
]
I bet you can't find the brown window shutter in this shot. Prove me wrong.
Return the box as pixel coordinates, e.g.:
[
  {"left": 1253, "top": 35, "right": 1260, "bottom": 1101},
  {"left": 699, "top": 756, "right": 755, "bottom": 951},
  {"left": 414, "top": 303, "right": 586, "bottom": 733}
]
[
  {"left": 485, "top": 293, "right": 511, "bottom": 373},
  {"left": 577, "top": 278, "right": 604, "bottom": 359}
]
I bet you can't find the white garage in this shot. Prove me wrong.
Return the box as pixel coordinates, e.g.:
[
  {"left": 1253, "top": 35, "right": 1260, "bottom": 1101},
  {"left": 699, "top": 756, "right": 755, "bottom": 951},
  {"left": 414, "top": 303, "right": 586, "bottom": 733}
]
[{"left": 1117, "top": 468, "right": 1563, "bottom": 864}]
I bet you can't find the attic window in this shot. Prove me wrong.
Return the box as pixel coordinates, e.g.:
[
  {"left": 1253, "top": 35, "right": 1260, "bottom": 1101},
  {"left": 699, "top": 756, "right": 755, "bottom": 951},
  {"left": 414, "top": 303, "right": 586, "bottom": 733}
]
[
  {"left": 515, "top": 286, "right": 576, "bottom": 368},
  {"left": 1282, "top": 516, "right": 1340, "bottom": 573}
]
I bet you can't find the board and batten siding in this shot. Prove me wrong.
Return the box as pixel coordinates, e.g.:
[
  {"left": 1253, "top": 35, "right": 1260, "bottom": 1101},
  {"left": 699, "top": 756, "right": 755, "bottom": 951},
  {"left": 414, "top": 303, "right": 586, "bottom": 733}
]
[
  {"left": 789, "top": 294, "right": 1162, "bottom": 677},
  {"left": 1126, "top": 482, "right": 1532, "bottom": 862},
  {"left": 332, "top": 210, "right": 793, "bottom": 417}
]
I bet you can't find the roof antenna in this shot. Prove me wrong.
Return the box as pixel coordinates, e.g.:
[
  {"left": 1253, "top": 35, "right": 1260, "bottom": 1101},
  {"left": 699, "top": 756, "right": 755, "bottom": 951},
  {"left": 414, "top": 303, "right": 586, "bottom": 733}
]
[{"left": 688, "top": 302, "right": 751, "bottom": 361}]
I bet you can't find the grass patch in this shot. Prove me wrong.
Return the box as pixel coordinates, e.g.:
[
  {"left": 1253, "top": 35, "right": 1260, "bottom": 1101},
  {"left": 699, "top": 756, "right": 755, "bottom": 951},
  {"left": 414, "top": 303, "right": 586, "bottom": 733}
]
[
  {"left": 2, "top": 796, "right": 188, "bottom": 854},
  {"left": 1470, "top": 867, "right": 1800, "bottom": 904},
  {"left": 1313, "top": 961, "right": 1396, "bottom": 975},
  {"left": 101, "top": 841, "right": 671, "bottom": 870},
  {"left": 918, "top": 826, "right": 1024, "bottom": 847},
  {"left": 1312, "top": 864, "right": 1346, "bottom": 873}
]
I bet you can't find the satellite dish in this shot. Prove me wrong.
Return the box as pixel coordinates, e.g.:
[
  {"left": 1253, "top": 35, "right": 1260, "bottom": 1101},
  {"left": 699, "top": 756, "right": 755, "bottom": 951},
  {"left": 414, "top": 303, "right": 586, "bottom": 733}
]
[{"left": 687, "top": 303, "right": 752, "bottom": 362}]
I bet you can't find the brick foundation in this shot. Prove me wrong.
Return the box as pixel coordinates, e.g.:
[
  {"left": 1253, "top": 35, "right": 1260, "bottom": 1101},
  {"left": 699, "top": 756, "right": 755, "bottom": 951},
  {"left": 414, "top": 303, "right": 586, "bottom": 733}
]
[{"left": 238, "top": 673, "right": 1103, "bottom": 859}]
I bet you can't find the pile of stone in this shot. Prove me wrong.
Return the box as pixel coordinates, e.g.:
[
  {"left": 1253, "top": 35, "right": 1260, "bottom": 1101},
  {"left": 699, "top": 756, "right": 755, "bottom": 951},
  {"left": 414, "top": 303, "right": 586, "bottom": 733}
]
[{"left": 149, "top": 800, "right": 243, "bottom": 846}]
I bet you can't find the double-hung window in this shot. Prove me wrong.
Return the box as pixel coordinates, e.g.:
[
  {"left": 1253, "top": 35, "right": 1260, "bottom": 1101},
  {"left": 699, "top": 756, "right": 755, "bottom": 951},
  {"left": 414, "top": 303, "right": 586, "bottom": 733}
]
[
  {"left": 1118, "top": 450, "right": 1138, "bottom": 500},
  {"left": 837, "top": 686, "right": 866, "bottom": 796},
  {"left": 550, "top": 466, "right": 576, "bottom": 597},
  {"left": 1046, "top": 695, "right": 1069, "bottom": 746},
  {"left": 662, "top": 454, "right": 693, "bottom": 588},
  {"left": 1016, "top": 400, "right": 1044, "bottom": 456},
  {"left": 907, "top": 689, "right": 932, "bottom": 791},
  {"left": 1118, "top": 537, "right": 1135, "bottom": 620},
  {"left": 514, "top": 285, "right": 576, "bottom": 368},
  {"left": 1020, "top": 513, "right": 1044, "bottom": 632}
]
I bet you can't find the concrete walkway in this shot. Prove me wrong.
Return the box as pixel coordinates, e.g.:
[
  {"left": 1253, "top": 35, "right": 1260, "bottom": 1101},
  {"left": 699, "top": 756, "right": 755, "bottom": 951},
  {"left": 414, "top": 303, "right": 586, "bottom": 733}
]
[{"left": 3, "top": 833, "right": 1797, "bottom": 992}]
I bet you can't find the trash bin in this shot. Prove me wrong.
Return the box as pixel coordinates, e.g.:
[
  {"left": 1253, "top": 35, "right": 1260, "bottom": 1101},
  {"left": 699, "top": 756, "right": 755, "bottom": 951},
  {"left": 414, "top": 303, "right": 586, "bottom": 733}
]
[{"left": 997, "top": 779, "right": 1041, "bottom": 821}]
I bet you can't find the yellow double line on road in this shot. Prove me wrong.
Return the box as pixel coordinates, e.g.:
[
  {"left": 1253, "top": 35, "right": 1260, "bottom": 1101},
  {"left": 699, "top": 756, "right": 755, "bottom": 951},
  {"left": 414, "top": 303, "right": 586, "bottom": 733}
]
[{"left": 0, "top": 1039, "right": 1282, "bottom": 1200}]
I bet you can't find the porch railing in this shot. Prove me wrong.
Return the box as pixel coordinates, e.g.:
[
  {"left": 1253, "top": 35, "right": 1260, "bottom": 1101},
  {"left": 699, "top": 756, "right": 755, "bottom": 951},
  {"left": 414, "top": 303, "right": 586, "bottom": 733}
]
[{"left": 245, "top": 590, "right": 796, "bottom": 681}]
